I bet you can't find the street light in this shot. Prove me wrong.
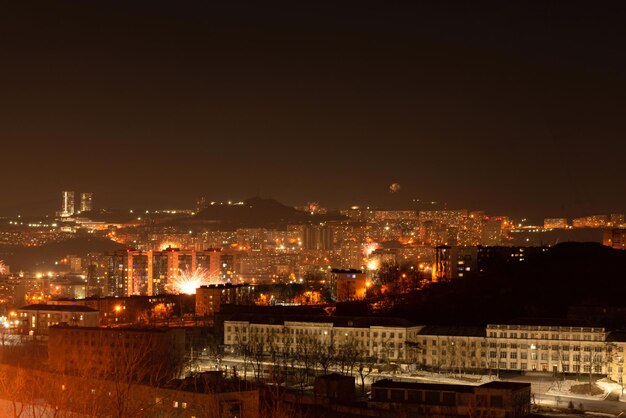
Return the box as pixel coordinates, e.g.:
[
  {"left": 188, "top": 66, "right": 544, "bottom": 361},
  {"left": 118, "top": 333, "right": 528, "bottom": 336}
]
[{"left": 114, "top": 305, "right": 122, "bottom": 322}]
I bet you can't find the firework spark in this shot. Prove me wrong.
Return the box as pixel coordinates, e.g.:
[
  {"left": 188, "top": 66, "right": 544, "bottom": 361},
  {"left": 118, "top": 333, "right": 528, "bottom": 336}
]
[
  {"left": 170, "top": 267, "right": 211, "bottom": 294},
  {"left": 306, "top": 202, "right": 320, "bottom": 214},
  {"left": 362, "top": 242, "right": 379, "bottom": 257}
]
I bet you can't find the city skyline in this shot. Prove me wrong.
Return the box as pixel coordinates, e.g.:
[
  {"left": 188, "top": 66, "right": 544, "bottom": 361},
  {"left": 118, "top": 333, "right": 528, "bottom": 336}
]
[
  {"left": 1, "top": 2, "right": 625, "bottom": 219},
  {"left": 3, "top": 3, "right": 626, "bottom": 416}
]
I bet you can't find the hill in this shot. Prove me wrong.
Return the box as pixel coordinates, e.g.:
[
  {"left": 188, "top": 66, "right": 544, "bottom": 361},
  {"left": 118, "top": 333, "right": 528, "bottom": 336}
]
[
  {"left": 175, "top": 197, "right": 345, "bottom": 229},
  {"left": 1, "top": 235, "right": 125, "bottom": 271}
]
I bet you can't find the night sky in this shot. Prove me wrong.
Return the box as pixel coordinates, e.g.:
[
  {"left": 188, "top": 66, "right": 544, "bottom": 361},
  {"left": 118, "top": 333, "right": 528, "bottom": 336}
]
[{"left": 1, "top": 1, "right": 624, "bottom": 219}]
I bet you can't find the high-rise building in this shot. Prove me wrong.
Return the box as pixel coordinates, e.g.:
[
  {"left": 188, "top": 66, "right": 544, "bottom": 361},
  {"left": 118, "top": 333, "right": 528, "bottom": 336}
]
[
  {"left": 59, "top": 191, "right": 75, "bottom": 217},
  {"left": 303, "top": 224, "right": 334, "bottom": 250},
  {"left": 481, "top": 218, "right": 503, "bottom": 245},
  {"left": 79, "top": 192, "right": 93, "bottom": 212},
  {"left": 603, "top": 229, "right": 626, "bottom": 250},
  {"left": 105, "top": 249, "right": 227, "bottom": 297}
]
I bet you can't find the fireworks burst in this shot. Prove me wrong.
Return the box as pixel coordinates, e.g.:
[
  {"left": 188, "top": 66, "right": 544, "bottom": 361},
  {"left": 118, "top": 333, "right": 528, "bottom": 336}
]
[
  {"left": 305, "top": 202, "right": 320, "bottom": 214},
  {"left": 170, "top": 267, "right": 211, "bottom": 295},
  {"left": 362, "top": 242, "right": 379, "bottom": 257}
]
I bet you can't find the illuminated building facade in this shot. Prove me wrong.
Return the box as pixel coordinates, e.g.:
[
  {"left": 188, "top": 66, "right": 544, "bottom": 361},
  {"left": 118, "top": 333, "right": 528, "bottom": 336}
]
[
  {"left": 331, "top": 268, "right": 367, "bottom": 301},
  {"left": 481, "top": 218, "right": 503, "bottom": 246},
  {"left": 572, "top": 215, "right": 608, "bottom": 228},
  {"left": 15, "top": 304, "right": 99, "bottom": 335},
  {"left": 603, "top": 228, "right": 626, "bottom": 250},
  {"left": 303, "top": 224, "right": 334, "bottom": 250},
  {"left": 432, "top": 246, "right": 477, "bottom": 281},
  {"left": 195, "top": 283, "right": 253, "bottom": 317},
  {"left": 544, "top": 218, "right": 568, "bottom": 229},
  {"left": 79, "top": 192, "right": 93, "bottom": 212},
  {"left": 105, "top": 248, "right": 226, "bottom": 297},
  {"left": 224, "top": 315, "right": 421, "bottom": 363},
  {"left": 414, "top": 323, "right": 626, "bottom": 383},
  {"left": 59, "top": 190, "right": 75, "bottom": 217},
  {"left": 610, "top": 213, "right": 625, "bottom": 227}
]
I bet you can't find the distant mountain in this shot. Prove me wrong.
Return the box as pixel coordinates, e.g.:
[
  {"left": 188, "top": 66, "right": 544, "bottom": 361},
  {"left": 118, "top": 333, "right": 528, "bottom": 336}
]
[
  {"left": 0, "top": 235, "right": 125, "bottom": 271},
  {"left": 177, "top": 197, "right": 345, "bottom": 229}
]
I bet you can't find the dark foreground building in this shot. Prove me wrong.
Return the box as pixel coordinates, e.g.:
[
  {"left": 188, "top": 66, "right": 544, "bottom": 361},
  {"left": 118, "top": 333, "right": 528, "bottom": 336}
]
[{"left": 370, "top": 380, "right": 530, "bottom": 418}]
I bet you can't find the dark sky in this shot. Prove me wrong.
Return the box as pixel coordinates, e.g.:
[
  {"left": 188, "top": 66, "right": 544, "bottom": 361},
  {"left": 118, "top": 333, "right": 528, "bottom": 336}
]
[{"left": 1, "top": 1, "right": 624, "bottom": 219}]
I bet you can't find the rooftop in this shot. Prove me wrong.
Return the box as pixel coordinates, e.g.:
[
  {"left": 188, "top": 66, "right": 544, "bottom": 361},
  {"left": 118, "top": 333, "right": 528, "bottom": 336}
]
[
  {"left": 371, "top": 379, "right": 475, "bottom": 393},
  {"left": 227, "top": 313, "right": 417, "bottom": 328},
  {"left": 18, "top": 304, "right": 98, "bottom": 313},
  {"left": 418, "top": 325, "right": 486, "bottom": 337}
]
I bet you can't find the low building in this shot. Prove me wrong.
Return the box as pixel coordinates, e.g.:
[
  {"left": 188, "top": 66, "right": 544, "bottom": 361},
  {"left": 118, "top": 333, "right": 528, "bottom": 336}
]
[
  {"left": 224, "top": 315, "right": 421, "bottom": 364},
  {"left": 415, "top": 321, "right": 626, "bottom": 382},
  {"left": 48, "top": 294, "right": 195, "bottom": 324},
  {"left": 413, "top": 325, "right": 487, "bottom": 372},
  {"left": 48, "top": 325, "right": 186, "bottom": 382},
  {"left": 370, "top": 379, "right": 530, "bottom": 418},
  {"left": 15, "top": 304, "right": 99, "bottom": 335},
  {"left": 0, "top": 364, "right": 259, "bottom": 418},
  {"left": 314, "top": 373, "right": 356, "bottom": 404}
]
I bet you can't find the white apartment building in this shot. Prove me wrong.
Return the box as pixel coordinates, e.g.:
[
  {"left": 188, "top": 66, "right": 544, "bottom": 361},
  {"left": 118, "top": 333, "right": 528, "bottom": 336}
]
[
  {"left": 414, "top": 323, "right": 626, "bottom": 384},
  {"left": 224, "top": 317, "right": 626, "bottom": 382},
  {"left": 224, "top": 315, "right": 423, "bottom": 363}
]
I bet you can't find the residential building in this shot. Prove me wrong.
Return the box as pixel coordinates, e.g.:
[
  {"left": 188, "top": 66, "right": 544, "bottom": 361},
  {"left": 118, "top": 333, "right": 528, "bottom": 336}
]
[
  {"left": 224, "top": 315, "right": 422, "bottom": 364},
  {"left": 603, "top": 228, "right": 626, "bottom": 250},
  {"left": 79, "top": 192, "right": 93, "bottom": 212},
  {"left": 196, "top": 283, "right": 253, "bottom": 317},
  {"left": 15, "top": 304, "right": 99, "bottom": 335},
  {"left": 48, "top": 325, "right": 186, "bottom": 381},
  {"left": 331, "top": 268, "right": 367, "bottom": 301}
]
